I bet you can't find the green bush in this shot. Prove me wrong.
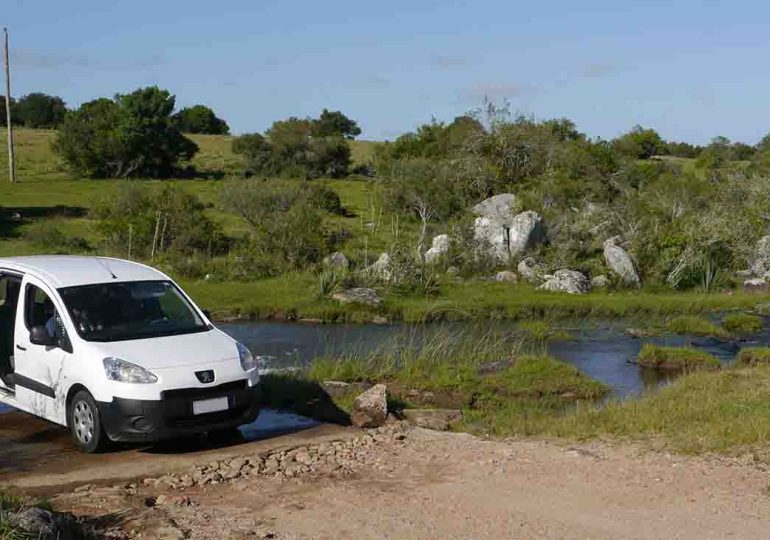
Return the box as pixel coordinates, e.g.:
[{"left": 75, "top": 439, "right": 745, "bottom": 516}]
[
  {"left": 92, "top": 182, "right": 226, "bottom": 261},
  {"left": 172, "top": 104, "right": 229, "bottom": 134},
  {"left": 737, "top": 347, "right": 770, "bottom": 366},
  {"left": 636, "top": 344, "right": 720, "bottom": 371},
  {"left": 722, "top": 313, "right": 762, "bottom": 334}
]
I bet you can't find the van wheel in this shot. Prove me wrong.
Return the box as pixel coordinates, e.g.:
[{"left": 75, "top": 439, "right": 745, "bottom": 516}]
[{"left": 69, "top": 390, "right": 109, "bottom": 453}]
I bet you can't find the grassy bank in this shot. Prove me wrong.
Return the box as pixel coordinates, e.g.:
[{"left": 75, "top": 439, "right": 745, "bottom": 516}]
[{"left": 183, "top": 276, "right": 770, "bottom": 323}]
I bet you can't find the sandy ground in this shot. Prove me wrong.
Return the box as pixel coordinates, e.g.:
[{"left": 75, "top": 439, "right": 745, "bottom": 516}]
[{"left": 29, "top": 424, "right": 770, "bottom": 540}]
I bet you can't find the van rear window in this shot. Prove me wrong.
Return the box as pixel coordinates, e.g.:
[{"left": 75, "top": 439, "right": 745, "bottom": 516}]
[{"left": 58, "top": 280, "right": 208, "bottom": 342}]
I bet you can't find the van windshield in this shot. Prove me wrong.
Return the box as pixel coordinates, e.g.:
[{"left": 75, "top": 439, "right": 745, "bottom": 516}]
[{"left": 58, "top": 281, "right": 208, "bottom": 342}]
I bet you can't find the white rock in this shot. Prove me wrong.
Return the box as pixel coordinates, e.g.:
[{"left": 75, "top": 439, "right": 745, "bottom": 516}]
[
  {"left": 603, "top": 238, "right": 640, "bottom": 287},
  {"left": 365, "top": 253, "right": 391, "bottom": 281},
  {"left": 591, "top": 274, "right": 609, "bottom": 288},
  {"left": 351, "top": 384, "right": 388, "bottom": 428},
  {"left": 495, "top": 270, "right": 518, "bottom": 283},
  {"left": 424, "top": 234, "right": 450, "bottom": 263},
  {"left": 538, "top": 269, "right": 591, "bottom": 295},
  {"left": 323, "top": 251, "right": 349, "bottom": 271}
]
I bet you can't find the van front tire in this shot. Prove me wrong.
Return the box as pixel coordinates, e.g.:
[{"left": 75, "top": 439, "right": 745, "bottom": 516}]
[{"left": 69, "top": 390, "right": 109, "bottom": 453}]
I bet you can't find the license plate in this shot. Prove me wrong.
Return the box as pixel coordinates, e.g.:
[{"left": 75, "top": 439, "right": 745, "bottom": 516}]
[{"left": 193, "top": 397, "right": 229, "bottom": 415}]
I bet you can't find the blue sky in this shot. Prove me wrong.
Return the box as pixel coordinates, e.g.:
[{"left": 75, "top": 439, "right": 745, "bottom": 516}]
[{"left": 3, "top": 0, "right": 770, "bottom": 144}]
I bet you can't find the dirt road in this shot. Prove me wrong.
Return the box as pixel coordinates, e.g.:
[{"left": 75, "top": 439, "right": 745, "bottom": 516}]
[{"left": 28, "top": 421, "right": 770, "bottom": 539}]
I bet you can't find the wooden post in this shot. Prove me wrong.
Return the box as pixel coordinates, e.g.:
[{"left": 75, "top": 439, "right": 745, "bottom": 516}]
[{"left": 3, "top": 27, "right": 15, "bottom": 183}]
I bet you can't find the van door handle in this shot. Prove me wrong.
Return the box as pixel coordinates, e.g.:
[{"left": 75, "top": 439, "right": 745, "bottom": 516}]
[{"left": 15, "top": 345, "right": 26, "bottom": 351}]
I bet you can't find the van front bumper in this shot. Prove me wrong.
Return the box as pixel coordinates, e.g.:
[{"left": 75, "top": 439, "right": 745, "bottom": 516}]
[{"left": 97, "top": 380, "right": 261, "bottom": 442}]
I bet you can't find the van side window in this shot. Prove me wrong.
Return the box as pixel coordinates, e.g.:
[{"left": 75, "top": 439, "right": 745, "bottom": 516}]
[{"left": 24, "top": 285, "right": 69, "bottom": 347}]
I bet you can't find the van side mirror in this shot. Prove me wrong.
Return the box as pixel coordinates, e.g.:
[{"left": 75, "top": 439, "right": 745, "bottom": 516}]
[{"left": 29, "top": 325, "right": 56, "bottom": 347}]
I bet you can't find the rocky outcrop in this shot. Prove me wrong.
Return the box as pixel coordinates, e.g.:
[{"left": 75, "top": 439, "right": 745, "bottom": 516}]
[
  {"left": 401, "top": 409, "right": 462, "bottom": 431},
  {"left": 471, "top": 194, "right": 545, "bottom": 264},
  {"left": 603, "top": 238, "right": 640, "bottom": 287},
  {"left": 331, "top": 288, "right": 382, "bottom": 306},
  {"left": 351, "top": 384, "right": 388, "bottom": 428},
  {"left": 323, "top": 251, "right": 349, "bottom": 271},
  {"left": 495, "top": 270, "right": 518, "bottom": 283},
  {"left": 517, "top": 257, "right": 545, "bottom": 284},
  {"left": 424, "top": 234, "right": 450, "bottom": 263},
  {"left": 538, "top": 269, "right": 591, "bottom": 295}
]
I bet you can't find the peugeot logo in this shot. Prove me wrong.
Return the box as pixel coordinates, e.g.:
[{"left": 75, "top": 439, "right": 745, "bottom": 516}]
[{"left": 195, "top": 370, "right": 215, "bottom": 384}]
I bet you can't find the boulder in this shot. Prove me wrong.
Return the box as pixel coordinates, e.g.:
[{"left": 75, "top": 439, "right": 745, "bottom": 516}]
[
  {"left": 538, "top": 269, "right": 591, "bottom": 295},
  {"left": 322, "top": 251, "right": 349, "bottom": 271},
  {"left": 321, "top": 380, "right": 370, "bottom": 398},
  {"left": 350, "top": 384, "right": 388, "bottom": 428},
  {"left": 591, "top": 274, "right": 609, "bottom": 288},
  {"left": 495, "top": 270, "right": 518, "bottom": 283},
  {"left": 603, "top": 238, "right": 640, "bottom": 287},
  {"left": 750, "top": 236, "right": 770, "bottom": 276},
  {"left": 402, "top": 409, "right": 463, "bottom": 431},
  {"left": 471, "top": 193, "right": 516, "bottom": 220},
  {"left": 517, "top": 257, "right": 545, "bottom": 284},
  {"left": 424, "top": 234, "right": 450, "bottom": 264},
  {"left": 331, "top": 288, "right": 382, "bottom": 306},
  {"left": 743, "top": 278, "right": 768, "bottom": 294},
  {"left": 473, "top": 208, "right": 545, "bottom": 264},
  {"left": 509, "top": 211, "right": 546, "bottom": 257},
  {"left": 365, "top": 253, "right": 391, "bottom": 282}
]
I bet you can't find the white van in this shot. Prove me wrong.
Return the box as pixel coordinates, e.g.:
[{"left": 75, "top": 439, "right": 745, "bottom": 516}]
[{"left": 0, "top": 256, "right": 260, "bottom": 453}]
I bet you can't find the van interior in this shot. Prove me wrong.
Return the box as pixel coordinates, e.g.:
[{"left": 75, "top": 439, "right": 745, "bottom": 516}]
[{"left": 0, "top": 274, "right": 21, "bottom": 390}]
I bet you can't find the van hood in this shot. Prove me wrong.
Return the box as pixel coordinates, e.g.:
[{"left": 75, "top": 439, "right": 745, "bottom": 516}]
[{"left": 88, "top": 329, "right": 239, "bottom": 370}]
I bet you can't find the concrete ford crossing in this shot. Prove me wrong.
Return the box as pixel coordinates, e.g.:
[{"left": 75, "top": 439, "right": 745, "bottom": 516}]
[{"left": 0, "top": 256, "right": 260, "bottom": 452}]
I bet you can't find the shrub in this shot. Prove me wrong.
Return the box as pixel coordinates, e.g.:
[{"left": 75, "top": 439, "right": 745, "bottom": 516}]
[
  {"left": 722, "top": 313, "right": 762, "bottom": 334},
  {"left": 636, "top": 344, "right": 720, "bottom": 371},
  {"left": 220, "top": 179, "right": 329, "bottom": 274},
  {"left": 737, "top": 347, "right": 770, "bottom": 366},
  {"left": 92, "top": 182, "right": 225, "bottom": 261},
  {"left": 54, "top": 87, "right": 198, "bottom": 178}
]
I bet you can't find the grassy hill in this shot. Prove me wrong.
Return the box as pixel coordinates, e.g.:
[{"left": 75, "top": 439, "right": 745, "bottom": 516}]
[{"left": 0, "top": 128, "right": 764, "bottom": 322}]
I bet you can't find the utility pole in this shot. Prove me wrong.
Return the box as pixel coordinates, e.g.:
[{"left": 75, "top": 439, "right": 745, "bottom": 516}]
[{"left": 3, "top": 27, "right": 15, "bottom": 183}]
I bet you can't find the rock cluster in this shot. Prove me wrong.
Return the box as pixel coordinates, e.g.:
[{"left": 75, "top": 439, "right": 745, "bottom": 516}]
[{"left": 142, "top": 424, "right": 409, "bottom": 489}]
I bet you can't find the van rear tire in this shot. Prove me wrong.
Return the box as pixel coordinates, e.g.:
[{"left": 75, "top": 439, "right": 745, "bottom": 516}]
[{"left": 69, "top": 390, "right": 109, "bottom": 453}]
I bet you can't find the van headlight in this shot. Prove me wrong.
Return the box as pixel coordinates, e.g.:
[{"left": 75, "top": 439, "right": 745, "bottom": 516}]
[
  {"left": 103, "top": 357, "right": 158, "bottom": 384},
  {"left": 237, "top": 342, "right": 257, "bottom": 372}
]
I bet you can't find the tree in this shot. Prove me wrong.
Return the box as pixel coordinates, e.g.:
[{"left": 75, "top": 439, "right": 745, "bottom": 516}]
[
  {"left": 172, "top": 104, "right": 229, "bottom": 135},
  {"left": 232, "top": 115, "right": 351, "bottom": 179},
  {"left": 311, "top": 108, "right": 361, "bottom": 139},
  {"left": 54, "top": 86, "right": 198, "bottom": 178},
  {"left": 613, "top": 126, "right": 665, "bottom": 159},
  {"left": 14, "top": 93, "right": 66, "bottom": 128}
]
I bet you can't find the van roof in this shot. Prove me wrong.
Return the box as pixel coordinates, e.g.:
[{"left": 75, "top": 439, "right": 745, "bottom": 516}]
[{"left": 0, "top": 256, "right": 169, "bottom": 288}]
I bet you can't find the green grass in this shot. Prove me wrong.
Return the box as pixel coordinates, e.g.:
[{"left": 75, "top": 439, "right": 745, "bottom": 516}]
[
  {"left": 665, "top": 315, "right": 727, "bottom": 337},
  {"left": 180, "top": 275, "right": 770, "bottom": 323},
  {"left": 636, "top": 344, "right": 720, "bottom": 371},
  {"left": 737, "top": 347, "right": 770, "bottom": 366},
  {"left": 722, "top": 313, "right": 763, "bottom": 334},
  {"left": 0, "top": 490, "right": 32, "bottom": 540},
  {"left": 544, "top": 365, "right": 770, "bottom": 455}
]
